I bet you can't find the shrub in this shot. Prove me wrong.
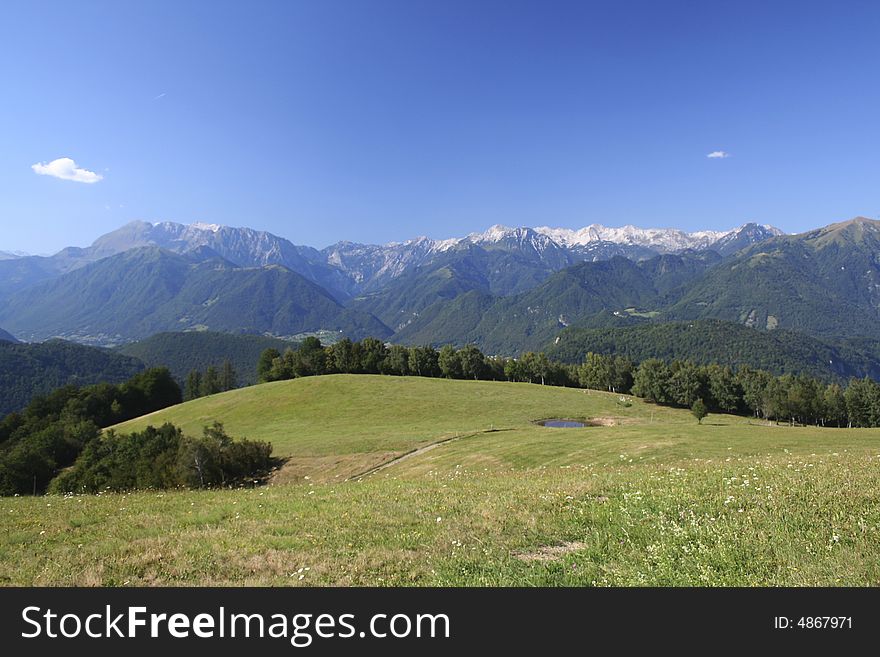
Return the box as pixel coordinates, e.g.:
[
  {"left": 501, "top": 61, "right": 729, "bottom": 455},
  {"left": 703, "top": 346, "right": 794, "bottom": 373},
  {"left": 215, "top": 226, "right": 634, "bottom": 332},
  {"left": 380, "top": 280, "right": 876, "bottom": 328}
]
[{"left": 49, "top": 422, "right": 274, "bottom": 493}]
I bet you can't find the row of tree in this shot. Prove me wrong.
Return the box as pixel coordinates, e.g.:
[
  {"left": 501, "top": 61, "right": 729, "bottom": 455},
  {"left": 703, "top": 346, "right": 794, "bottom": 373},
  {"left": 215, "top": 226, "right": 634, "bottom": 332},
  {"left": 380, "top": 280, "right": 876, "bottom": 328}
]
[
  {"left": 258, "top": 337, "right": 574, "bottom": 385},
  {"left": 629, "top": 359, "right": 864, "bottom": 427},
  {"left": 257, "top": 338, "right": 880, "bottom": 428},
  {"left": 184, "top": 360, "right": 238, "bottom": 401}
]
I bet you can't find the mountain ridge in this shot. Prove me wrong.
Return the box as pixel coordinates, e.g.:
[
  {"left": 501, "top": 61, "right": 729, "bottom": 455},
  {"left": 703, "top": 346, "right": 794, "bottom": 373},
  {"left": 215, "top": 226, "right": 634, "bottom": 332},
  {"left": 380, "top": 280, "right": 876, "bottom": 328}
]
[
  {"left": 0, "top": 219, "right": 784, "bottom": 303},
  {"left": 383, "top": 217, "right": 880, "bottom": 354},
  {"left": 3, "top": 216, "right": 879, "bottom": 358},
  {"left": 666, "top": 217, "right": 880, "bottom": 339},
  {"left": 0, "top": 247, "right": 391, "bottom": 345},
  {"left": 393, "top": 251, "right": 721, "bottom": 353}
]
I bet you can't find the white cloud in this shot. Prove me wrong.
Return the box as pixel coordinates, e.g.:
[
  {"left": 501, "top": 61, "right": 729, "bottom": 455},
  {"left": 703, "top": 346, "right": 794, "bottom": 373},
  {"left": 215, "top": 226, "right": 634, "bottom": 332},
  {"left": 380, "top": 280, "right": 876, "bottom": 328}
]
[
  {"left": 31, "top": 157, "right": 103, "bottom": 183},
  {"left": 706, "top": 151, "right": 730, "bottom": 159}
]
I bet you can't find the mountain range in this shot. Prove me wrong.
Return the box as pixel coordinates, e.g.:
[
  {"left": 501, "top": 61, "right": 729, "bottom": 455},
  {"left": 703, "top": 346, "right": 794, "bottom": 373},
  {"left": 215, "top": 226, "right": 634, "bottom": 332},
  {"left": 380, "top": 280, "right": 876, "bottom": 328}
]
[
  {"left": 387, "top": 217, "right": 880, "bottom": 355},
  {"left": 665, "top": 218, "right": 880, "bottom": 339},
  {"left": 388, "top": 250, "right": 724, "bottom": 353},
  {"left": 0, "top": 219, "right": 781, "bottom": 302},
  {"left": 2, "top": 216, "right": 879, "bottom": 381},
  {"left": 0, "top": 247, "right": 388, "bottom": 345}
]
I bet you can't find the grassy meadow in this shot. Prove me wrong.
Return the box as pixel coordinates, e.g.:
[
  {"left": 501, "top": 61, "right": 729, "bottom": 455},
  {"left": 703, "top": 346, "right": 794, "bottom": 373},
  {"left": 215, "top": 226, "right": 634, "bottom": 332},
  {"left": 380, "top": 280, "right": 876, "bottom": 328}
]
[{"left": 2, "top": 374, "right": 880, "bottom": 586}]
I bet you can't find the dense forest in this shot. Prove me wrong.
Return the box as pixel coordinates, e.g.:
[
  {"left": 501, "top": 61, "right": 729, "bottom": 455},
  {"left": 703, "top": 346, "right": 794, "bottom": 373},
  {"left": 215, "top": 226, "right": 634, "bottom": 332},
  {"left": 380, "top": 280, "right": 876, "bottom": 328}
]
[
  {"left": 260, "top": 337, "right": 880, "bottom": 428},
  {"left": 0, "top": 367, "right": 182, "bottom": 495},
  {"left": 547, "top": 319, "right": 880, "bottom": 381},
  {"left": 0, "top": 332, "right": 301, "bottom": 419},
  {"left": 0, "top": 340, "right": 145, "bottom": 416},
  {"left": 116, "top": 331, "right": 296, "bottom": 386}
]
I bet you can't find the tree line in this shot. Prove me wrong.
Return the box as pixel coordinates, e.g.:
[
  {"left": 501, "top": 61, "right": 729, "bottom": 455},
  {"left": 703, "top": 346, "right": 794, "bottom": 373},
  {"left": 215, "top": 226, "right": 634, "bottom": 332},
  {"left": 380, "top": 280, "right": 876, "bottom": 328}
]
[
  {"left": 258, "top": 338, "right": 880, "bottom": 428},
  {"left": 184, "top": 360, "right": 238, "bottom": 401},
  {"left": 257, "top": 337, "right": 573, "bottom": 385}
]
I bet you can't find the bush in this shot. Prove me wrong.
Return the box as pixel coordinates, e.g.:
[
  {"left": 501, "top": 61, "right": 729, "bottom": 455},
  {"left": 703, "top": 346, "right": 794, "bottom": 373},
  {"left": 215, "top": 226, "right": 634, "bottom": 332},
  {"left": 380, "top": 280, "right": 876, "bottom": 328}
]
[
  {"left": 0, "top": 368, "right": 182, "bottom": 495},
  {"left": 49, "top": 422, "right": 274, "bottom": 493}
]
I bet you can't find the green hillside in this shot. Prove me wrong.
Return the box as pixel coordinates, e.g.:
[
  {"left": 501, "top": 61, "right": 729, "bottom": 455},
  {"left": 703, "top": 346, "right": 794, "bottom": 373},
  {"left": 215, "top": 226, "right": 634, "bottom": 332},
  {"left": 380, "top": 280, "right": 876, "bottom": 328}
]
[
  {"left": 116, "top": 331, "right": 296, "bottom": 385},
  {"left": 390, "top": 289, "right": 496, "bottom": 346},
  {"left": 4, "top": 374, "right": 880, "bottom": 586},
  {"left": 547, "top": 319, "right": 880, "bottom": 380},
  {"left": 351, "top": 246, "right": 561, "bottom": 331},
  {"left": 395, "top": 252, "right": 717, "bottom": 353},
  {"left": 351, "top": 256, "right": 494, "bottom": 332},
  {"left": 0, "top": 340, "right": 145, "bottom": 416},
  {"left": 0, "top": 253, "right": 76, "bottom": 301},
  {"left": 667, "top": 217, "right": 880, "bottom": 339}
]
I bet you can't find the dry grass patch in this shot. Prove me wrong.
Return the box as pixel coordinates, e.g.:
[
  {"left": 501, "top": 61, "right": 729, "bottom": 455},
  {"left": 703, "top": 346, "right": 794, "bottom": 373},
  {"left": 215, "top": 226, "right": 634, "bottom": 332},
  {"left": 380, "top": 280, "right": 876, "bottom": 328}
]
[
  {"left": 515, "top": 541, "right": 589, "bottom": 563},
  {"left": 590, "top": 416, "right": 632, "bottom": 426},
  {"left": 271, "top": 452, "right": 403, "bottom": 485}
]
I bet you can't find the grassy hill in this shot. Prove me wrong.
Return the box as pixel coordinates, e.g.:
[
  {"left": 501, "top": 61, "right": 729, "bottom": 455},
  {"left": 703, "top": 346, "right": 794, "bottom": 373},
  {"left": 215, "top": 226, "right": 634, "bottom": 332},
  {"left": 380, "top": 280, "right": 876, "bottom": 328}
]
[
  {"left": 4, "top": 375, "right": 880, "bottom": 586},
  {"left": 113, "top": 374, "right": 673, "bottom": 481}
]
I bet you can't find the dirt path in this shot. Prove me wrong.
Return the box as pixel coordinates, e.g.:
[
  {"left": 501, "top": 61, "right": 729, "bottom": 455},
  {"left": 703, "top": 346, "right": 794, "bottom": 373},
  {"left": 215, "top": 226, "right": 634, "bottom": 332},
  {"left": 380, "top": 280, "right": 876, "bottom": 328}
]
[{"left": 345, "top": 428, "right": 511, "bottom": 481}]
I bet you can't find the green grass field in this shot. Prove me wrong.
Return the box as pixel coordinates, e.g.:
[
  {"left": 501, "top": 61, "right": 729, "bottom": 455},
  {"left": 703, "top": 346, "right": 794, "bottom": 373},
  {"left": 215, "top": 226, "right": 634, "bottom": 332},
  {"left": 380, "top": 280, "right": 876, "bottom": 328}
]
[{"left": 2, "top": 374, "right": 880, "bottom": 586}]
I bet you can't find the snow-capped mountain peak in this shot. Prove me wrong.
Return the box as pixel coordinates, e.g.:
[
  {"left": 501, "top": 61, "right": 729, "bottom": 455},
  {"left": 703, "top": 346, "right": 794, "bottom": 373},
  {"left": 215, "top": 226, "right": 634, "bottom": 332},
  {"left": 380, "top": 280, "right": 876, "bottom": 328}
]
[
  {"left": 469, "top": 224, "right": 517, "bottom": 243},
  {"left": 533, "top": 223, "right": 734, "bottom": 252},
  {"left": 12, "top": 218, "right": 784, "bottom": 307},
  {"left": 190, "top": 222, "right": 222, "bottom": 233}
]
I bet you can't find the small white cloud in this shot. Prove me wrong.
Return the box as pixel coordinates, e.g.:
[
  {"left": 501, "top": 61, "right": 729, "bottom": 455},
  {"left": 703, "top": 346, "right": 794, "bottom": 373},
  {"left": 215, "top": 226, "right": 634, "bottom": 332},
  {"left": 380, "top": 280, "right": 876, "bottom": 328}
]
[
  {"left": 31, "top": 157, "right": 103, "bottom": 184},
  {"left": 706, "top": 151, "right": 730, "bottom": 159}
]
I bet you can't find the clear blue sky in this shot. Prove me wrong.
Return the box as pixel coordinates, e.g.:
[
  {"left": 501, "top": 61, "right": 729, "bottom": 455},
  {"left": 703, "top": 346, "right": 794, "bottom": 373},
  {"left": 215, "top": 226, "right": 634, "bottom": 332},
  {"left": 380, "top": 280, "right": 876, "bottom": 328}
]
[{"left": 1, "top": 0, "right": 878, "bottom": 254}]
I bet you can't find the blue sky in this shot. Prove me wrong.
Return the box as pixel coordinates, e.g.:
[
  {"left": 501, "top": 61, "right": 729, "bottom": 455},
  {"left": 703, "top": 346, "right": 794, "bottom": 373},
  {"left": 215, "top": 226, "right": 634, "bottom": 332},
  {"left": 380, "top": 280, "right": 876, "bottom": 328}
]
[{"left": 1, "top": 0, "right": 878, "bottom": 254}]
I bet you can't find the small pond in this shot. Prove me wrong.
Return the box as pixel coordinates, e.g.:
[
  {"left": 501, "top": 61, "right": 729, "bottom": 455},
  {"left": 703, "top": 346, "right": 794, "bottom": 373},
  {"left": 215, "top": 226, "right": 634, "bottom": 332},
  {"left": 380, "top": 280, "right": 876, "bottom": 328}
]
[{"left": 539, "top": 419, "right": 586, "bottom": 428}]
